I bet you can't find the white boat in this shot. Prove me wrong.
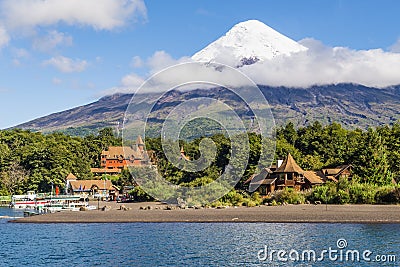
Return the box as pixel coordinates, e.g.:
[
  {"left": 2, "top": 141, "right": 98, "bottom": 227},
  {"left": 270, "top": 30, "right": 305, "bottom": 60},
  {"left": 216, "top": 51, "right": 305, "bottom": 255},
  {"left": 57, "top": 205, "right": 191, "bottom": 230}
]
[
  {"left": 11, "top": 191, "right": 48, "bottom": 209},
  {"left": 11, "top": 192, "right": 95, "bottom": 212},
  {"left": 43, "top": 195, "right": 95, "bottom": 212}
]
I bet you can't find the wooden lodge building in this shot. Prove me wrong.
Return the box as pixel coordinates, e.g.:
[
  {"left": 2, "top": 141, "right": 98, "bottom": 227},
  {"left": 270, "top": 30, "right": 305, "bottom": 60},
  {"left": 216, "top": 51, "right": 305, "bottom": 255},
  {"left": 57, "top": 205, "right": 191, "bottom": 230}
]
[
  {"left": 322, "top": 165, "right": 352, "bottom": 182},
  {"left": 91, "top": 135, "right": 154, "bottom": 176},
  {"left": 245, "top": 153, "right": 348, "bottom": 196},
  {"left": 65, "top": 173, "right": 119, "bottom": 200}
]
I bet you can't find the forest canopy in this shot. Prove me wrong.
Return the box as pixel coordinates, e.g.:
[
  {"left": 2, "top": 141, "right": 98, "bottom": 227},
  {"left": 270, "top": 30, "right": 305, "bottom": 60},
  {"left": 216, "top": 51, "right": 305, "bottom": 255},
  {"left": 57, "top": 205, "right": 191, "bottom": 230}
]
[{"left": 0, "top": 121, "right": 399, "bottom": 197}]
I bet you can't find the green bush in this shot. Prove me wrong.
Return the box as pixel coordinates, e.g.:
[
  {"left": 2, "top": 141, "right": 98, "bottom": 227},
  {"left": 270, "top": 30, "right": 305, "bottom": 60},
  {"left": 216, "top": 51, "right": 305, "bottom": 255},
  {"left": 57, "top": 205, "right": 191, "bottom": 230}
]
[
  {"left": 219, "top": 190, "right": 244, "bottom": 206},
  {"left": 274, "top": 188, "right": 306, "bottom": 204},
  {"left": 129, "top": 186, "right": 154, "bottom": 202},
  {"left": 242, "top": 199, "right": 258, "bottom": 207},
  {"left": 306, "top": 180, "right": 400, "bottom": 204},
  {"left": 348, "top": 183, "right": 376, "bottom": 204},
  {"left": 335, "top": 189, "right": 350, "bottom": 204},
  {"left": 308, "top": 183, "right": 337, "bottom": 204},
  {"left": 250, "top": 192, "right": 263, "bottom": 205},
  {"left": 210, "top": 200, "right": 224, "bottom": 208}
]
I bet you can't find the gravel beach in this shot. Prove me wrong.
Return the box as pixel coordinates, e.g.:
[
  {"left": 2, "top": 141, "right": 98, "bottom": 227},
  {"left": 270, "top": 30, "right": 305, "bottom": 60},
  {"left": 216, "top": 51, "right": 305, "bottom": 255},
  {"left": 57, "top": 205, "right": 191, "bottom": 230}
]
[{"left": 10, "top": 202, "right": 400, "bottom": 223}]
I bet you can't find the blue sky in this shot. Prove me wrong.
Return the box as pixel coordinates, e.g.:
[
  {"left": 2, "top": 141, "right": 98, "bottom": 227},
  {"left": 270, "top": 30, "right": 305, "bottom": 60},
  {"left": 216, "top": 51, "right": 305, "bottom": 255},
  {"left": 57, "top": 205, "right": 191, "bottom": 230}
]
[{"left": 0, "top": 0, "right": 400, "bottom": 129}]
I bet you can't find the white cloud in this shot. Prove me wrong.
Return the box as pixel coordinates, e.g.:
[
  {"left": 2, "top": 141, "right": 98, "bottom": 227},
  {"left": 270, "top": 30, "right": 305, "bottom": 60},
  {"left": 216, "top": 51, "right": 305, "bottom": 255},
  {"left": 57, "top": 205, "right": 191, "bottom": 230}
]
[
  {"left": 146, "top": 51, "right": 191, "bottom": 72},
  {"left": 122, "top": 72, "right": 145, "bottom": 88},
  {"left": 103, "top": 72, "right": 145, "bottom": 95},
  {"left": 0, "top": 0, "right": 147, "bottom": 31},
  {"left": 43, "top": 55, "right": 88, "bottom": 73},
  {"left": 130, "top": 56, "right": 143, "bottom": 68},
  {"left": 240, "top": 38, "right": 400, "bottom": 88},
  {"left": 390, "top": 38, "right": 400, "bottom": 53},
  {"left": 104, "top": 51, "right": 194, "bottom": 94},
  {"left": 11, "top": 48, "right": 29, "bottom": 66},
  {"left": 33, "top": 30, "right": 73, "bottom": 52},
  {"left": 0, "top": 25, "right": 9, "bottom": 48},
  {"left": 106, "top": 39, "right": 400, "bottom": 95},
  {"left": 105, "top": 51, "right": 259, "bottom": 94}
]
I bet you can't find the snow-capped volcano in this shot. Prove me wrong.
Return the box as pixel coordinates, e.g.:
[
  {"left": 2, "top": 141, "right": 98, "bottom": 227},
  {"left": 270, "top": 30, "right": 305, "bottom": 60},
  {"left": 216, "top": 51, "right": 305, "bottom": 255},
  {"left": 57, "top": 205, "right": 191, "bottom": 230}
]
[{"left": 192, "top": 20, "right": 307, "bottom": 67}]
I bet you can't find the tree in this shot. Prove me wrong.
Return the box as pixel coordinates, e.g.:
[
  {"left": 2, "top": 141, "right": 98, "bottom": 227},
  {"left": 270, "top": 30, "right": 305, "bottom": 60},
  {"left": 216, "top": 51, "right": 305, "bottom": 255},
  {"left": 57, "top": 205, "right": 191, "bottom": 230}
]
[
  {"left": 353, "top": 129, "right": 393, "bottom": 185},
  {"left": 0, "top": 142, "right": 10, "bottom": 169},
  {"left": 278, "top": 121, "right": 298, "bottom": 146},
  {"left": 0, "top": 162, "right": 30, "bottom": 195}
]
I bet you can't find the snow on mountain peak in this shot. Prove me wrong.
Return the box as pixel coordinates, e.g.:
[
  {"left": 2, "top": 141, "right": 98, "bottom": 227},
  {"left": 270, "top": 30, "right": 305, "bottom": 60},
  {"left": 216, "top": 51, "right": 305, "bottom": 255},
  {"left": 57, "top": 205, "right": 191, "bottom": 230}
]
[{"left": 192, "top": 19, "right": 307, "bottom": 67}]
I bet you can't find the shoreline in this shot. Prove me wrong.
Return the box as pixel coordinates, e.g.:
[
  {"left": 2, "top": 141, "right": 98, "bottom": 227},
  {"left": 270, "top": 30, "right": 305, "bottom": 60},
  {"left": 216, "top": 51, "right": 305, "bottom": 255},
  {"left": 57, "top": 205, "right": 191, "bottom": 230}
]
[{"left": 10, "top": 202, "right": 400, "bottom": 224}]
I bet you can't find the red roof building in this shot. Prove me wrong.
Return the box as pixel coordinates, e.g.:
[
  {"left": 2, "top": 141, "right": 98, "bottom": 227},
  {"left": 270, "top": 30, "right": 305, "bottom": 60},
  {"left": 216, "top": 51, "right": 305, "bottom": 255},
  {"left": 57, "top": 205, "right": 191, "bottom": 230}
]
[{"left": 91, "top": 135, "right": 154, "bottom": 175}]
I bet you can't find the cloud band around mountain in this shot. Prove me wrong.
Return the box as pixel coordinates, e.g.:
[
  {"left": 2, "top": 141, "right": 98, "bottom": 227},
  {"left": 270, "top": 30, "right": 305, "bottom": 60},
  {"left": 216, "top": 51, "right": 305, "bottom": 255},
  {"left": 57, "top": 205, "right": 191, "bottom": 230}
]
[{"left": 108, "top": 38, "right": 400, "bottom": 94}]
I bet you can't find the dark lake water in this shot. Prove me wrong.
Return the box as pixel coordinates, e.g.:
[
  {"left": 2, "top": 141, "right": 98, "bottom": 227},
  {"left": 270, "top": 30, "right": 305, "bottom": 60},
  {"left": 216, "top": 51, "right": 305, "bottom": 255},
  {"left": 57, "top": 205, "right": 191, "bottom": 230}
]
[{"left": 0, "top": 207, "right": 399, "bottom": 266}]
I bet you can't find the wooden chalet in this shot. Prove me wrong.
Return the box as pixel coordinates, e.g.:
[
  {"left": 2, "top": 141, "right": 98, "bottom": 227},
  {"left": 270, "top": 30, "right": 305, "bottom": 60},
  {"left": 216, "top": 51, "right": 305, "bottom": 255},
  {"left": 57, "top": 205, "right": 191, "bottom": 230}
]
[
  {"left": 274, "top": 153, "right": 307, "bottom": 191},
  {"left": 322, "top": 165, "right": 352, "bottom": 182},
  {"left": 246, "top": 153, "right": 326, "bottom": 195},
  {"left": 245, "top": 168, "right": 276, "bottom": 195}
]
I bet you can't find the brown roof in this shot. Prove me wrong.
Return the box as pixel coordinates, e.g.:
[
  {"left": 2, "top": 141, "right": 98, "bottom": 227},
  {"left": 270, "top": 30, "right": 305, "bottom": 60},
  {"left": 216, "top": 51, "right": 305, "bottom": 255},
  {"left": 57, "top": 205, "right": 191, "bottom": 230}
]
[
  {"left": 323, "top": 168, "right": 342, "bottom": 175},
  {"left": 303, "top": 171, "right": 325, "bottom": 184},
  {"left": 322, "top": 165, "right": 352, "bottom": 177},
  {"left": 102, "top": 146, "right": 148, "bottom": 160},
  {"left": 275, "top": 153, "right": 304, "bottom": 174},
  {"left": 66, "top": 173, "right": 77, "bottom": 180},
  {"left": 69, "top": 180, "right": 118, "bottom": 191},
  {"left": 244, "top": 168, "right": 273, "bottom": 184}
]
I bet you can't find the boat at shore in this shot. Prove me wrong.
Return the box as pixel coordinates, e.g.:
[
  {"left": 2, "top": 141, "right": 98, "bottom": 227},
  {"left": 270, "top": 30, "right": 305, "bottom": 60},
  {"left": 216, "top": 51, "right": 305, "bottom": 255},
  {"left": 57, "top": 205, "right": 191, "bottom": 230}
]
[
  {"left": 10, "top": 191, "right": 47, "bottom": 209},
  {"left": 43, "top": 195, "right": 96, "bottom": 212},
  {"left": 10, "top": 191, "right": 95, "bottom": 212}
]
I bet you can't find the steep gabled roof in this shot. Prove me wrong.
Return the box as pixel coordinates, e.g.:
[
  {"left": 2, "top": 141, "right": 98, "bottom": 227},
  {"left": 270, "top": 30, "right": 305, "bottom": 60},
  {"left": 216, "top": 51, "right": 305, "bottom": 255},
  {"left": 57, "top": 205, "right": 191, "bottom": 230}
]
[
  {"left": 322, "top": 164, "right": 352, "bottom": 178},
  {"left": 275, "top": 153, "right": 304, "bottom": 174},
  {"left": 66, "top": 173, "right": 77, "bottom": 180}
]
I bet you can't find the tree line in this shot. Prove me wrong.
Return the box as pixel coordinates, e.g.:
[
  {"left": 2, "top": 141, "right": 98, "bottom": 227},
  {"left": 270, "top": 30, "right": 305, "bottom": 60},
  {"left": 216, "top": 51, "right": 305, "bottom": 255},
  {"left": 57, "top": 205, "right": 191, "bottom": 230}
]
[
  {"left": 144, "top": 121, "right": 400, "bottom": 189},
  {"left": 0, "top": 128, "right": 121, "bottom": 195},
  {"left": 0, "top": 122, "right": 399, "bottom": 202}
]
